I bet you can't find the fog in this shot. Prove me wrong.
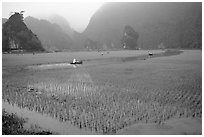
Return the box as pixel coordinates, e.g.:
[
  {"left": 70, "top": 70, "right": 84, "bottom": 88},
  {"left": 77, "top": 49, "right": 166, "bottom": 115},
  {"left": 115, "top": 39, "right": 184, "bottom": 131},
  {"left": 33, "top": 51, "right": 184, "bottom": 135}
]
[{"left": 2, "top": 2, "right": 104, "bottom": 32}]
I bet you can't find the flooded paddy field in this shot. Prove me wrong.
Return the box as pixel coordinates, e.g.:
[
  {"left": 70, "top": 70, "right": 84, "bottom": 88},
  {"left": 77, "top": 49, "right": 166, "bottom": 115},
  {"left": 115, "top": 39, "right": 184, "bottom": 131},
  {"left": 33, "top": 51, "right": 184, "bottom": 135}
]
[{"left": 2, "top": 50, "right": 202, "bottom": 135}]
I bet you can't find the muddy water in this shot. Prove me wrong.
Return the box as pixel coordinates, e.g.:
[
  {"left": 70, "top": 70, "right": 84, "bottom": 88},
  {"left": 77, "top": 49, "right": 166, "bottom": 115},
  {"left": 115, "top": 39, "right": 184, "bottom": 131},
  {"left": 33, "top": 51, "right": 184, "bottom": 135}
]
[{"left": 2, "top": 101, "right": 96, "bottom": 135}]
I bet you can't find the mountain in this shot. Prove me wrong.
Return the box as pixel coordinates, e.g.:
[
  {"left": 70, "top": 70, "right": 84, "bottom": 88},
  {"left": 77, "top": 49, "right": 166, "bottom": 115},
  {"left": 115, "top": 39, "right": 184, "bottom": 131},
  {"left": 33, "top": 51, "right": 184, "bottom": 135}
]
[
  {"left": 24, "top": 16, "right": 73, "bottom": 51},
  {"left": 48, "top": 14, "right": 74, "bottom": 37},
  {"left": 81, "top": 2, "right": 202, "bottom": 50},
  {"left": 2, "top": 12, "right": 44, "bottom": 52}
]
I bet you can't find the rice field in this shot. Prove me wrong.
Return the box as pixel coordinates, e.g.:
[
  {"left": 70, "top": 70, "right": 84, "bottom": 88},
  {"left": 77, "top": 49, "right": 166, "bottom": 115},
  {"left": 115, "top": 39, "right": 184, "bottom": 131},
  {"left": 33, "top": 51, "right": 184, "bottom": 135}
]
[{"left": 2, "top": 50, "right": 202, "bottom": 134}]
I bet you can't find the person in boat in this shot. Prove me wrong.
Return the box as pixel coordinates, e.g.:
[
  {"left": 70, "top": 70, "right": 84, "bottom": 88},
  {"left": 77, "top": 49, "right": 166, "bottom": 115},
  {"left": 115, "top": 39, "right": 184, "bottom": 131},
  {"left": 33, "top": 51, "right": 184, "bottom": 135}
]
[
  {"left": 70, "top": 58, "right": 83, "bottom": 64},
  {"left": 148, "top": 51, "right": 153, "bottom": 57}
]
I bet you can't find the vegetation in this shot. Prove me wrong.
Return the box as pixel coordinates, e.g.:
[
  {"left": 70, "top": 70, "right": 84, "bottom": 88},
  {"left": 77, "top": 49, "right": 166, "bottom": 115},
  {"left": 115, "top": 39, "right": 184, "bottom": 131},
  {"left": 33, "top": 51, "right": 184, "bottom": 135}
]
[
  {"left": 2, "top": 12, "right": 44, "bottom": 52},
  {"left": 2, "top": 109, "right": 53, "bottom": 135},
  {"left": 121, "top": 25, "right": 139, "bottom": 49},
  {"left": 2, "top": 50, "right": 201, "bottom": 134}
]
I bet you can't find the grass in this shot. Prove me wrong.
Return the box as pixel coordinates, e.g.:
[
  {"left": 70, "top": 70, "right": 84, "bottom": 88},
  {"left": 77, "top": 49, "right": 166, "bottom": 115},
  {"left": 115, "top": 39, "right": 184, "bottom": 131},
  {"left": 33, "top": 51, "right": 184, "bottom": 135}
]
[
  {"left": 2, "top": 109, "right": 53, "bottom": 135},
  {"left": 2, "top": 50, "right": 202, "bottom": 134}
]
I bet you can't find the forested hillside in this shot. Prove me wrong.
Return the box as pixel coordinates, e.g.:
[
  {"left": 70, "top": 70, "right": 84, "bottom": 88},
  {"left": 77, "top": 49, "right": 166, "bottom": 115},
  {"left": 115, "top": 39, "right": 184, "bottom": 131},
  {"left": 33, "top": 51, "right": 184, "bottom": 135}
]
[{"left": 2, "top": 12, "right": 44, "bottom": 52}]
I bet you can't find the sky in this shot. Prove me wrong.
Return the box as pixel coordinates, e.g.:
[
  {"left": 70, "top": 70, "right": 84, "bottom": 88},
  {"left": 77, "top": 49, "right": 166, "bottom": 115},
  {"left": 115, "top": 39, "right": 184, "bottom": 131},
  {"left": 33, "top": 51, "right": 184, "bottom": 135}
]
[{"left": 2, "top": 2, "right": 104, "bottom": 32}]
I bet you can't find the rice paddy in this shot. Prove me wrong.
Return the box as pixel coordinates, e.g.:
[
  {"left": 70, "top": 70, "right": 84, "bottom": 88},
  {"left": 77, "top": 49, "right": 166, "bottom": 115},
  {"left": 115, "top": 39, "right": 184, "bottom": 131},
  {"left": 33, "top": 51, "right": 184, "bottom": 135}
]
[{"left": 2, "top": 50, "right": 202, "bottom": 134}]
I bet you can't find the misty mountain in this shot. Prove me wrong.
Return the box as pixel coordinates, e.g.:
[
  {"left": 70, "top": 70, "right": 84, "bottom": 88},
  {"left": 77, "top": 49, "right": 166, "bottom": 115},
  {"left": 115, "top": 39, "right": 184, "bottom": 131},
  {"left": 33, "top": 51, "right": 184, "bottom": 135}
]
[
  {"left": 2, "top": 12, "right": 44, "bottom": 52},
  {"left": 81, "top": 2, "right": 201, "bottom": 49},
  {"left": 24, "top": 16, "right": 73, "bottom": 51},
  {"left": 48, "top": 14, "right": 74, "bottom": 37}
]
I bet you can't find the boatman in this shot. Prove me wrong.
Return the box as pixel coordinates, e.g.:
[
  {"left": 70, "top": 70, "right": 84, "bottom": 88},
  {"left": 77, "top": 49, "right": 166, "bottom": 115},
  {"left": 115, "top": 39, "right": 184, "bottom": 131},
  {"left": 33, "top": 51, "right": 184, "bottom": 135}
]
[{"left": 73, "top": 58, "right": 77, "bottom": 64}]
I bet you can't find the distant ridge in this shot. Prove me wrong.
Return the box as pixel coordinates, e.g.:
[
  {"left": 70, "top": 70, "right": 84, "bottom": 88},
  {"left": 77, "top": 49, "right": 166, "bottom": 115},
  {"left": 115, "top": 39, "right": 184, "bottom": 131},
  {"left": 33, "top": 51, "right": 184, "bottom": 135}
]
[
  {"left": 48, "top": 14, "right": 74, "bottom": 38},
  {"left": 24, "top": 16, "right": 73, "bottom": 51}
]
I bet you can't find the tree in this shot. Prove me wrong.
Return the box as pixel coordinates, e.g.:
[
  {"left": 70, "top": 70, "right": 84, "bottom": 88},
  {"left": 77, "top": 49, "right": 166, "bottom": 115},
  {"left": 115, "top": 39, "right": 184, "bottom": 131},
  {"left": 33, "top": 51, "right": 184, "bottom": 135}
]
[{"left": 121, "top": 25, "right": 139, "bottom": 49}]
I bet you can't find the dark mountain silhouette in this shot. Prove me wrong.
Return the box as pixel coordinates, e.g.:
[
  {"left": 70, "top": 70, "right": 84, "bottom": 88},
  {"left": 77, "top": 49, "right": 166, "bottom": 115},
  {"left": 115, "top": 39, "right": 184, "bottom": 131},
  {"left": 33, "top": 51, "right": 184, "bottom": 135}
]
[
  {"left": 2, "top": 12, "right": 44, "bottom": 52},
  {"left": 48, "top": 14, "right": 74, "bottom": 38},
  {"left": 80, "top": 2, "right": 201, "bottom": 50},
  {"left": 24, "top": 16, "right": 73, "bottom": 51}
]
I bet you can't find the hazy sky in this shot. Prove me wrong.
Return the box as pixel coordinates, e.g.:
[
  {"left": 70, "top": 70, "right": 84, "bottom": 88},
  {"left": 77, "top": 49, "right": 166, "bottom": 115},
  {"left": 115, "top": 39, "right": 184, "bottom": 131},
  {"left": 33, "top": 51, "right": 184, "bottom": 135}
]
[{"left": 2, "top": 2, "right": 104, "bottom": 32}]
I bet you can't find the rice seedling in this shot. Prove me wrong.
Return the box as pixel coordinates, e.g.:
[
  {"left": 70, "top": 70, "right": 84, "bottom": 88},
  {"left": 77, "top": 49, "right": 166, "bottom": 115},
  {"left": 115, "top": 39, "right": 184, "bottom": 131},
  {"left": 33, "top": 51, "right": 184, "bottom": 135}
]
[{"left": 2, "top": 50, "right": 201, "bottom": 134}]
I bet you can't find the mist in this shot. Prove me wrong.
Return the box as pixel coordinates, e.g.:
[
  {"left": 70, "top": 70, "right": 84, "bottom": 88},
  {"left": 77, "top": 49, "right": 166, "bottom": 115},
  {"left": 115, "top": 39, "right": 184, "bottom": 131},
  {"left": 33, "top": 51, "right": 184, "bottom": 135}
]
[{"left": 2, "top": 2, "right": 104, "bottom": 32}]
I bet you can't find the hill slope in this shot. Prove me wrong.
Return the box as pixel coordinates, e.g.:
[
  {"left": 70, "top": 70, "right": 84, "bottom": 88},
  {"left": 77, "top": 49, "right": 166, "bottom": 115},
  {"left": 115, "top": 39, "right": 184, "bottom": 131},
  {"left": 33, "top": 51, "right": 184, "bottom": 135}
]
[
  {"left": 48, "top": 14, "right": 74, "bottom": 38},
  {"left": 2, "top": 13, "right": 44, "bottom": 52},
  {"left": 81, "top": 2, "right": 201, "bottom": 49},
  {"left": 24, "top": 16, "right": 73, "bottom": 51}
]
